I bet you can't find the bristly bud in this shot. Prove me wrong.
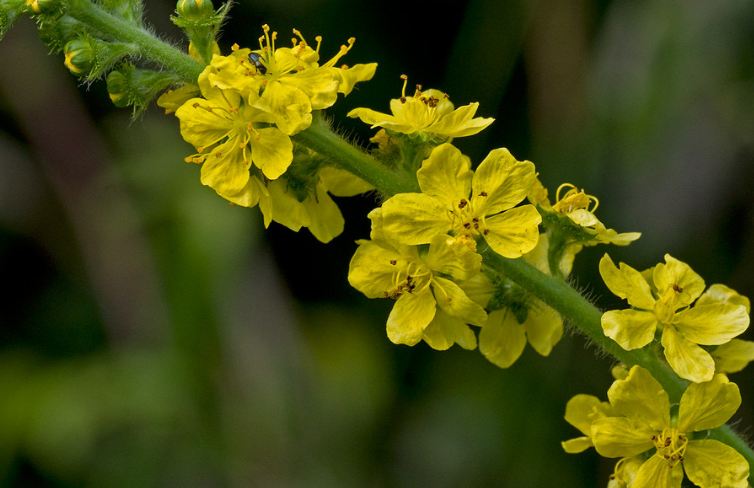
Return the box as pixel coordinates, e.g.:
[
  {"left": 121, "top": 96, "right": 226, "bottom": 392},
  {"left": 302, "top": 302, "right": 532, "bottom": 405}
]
[
  {"left": 172, "top": 0, "right": 230, "bottom": 65},
  {"left": 24, "top": 0, "right": 56, "bottom": 14},
  {"left": 107, "top": 64, "right": 183, "bottom": 115},
  {"left": 63, "top": 38, "right": 95, "bottom": 75},
  {"left": 176, "top": 0, "right": 214, "bottom": 21}
]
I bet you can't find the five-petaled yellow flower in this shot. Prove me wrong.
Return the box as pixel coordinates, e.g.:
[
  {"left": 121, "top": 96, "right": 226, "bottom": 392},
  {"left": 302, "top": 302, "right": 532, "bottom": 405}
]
[
  {"left": 586, "top": 366, "right": 749, "bottom": 488},
  {"left": 599, "top": 253, "right": 750, "bottom": 382},
  {"left": 348, "top": 231, "right": 486, "bottom": 349},
  {"left": 347, "top": 75, "right": 493, "bottom": 140},
  {"left": 378, "top": 143, "right": 541, "bottom": 258}
]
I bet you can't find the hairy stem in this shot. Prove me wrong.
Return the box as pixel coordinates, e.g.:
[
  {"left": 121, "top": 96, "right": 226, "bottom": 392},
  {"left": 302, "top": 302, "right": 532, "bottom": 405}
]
[
  {"left": 66, "top": 0, "right": 203, "bottom": 82},
  {"left": 294, "top": 117, "right": 420, "bottom": 196}
]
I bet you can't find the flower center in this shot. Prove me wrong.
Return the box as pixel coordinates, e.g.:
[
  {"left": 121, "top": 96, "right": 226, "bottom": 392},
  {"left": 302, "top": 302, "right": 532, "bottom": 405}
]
[
  {"left": 447, "top": 196, "right": 488, "bottom": 250},
  {"left": 652, "top": 428, "right": 688, "bottom": 467},
  {"left": 385, "top": 261, "right": 431, "bottom": 299}
]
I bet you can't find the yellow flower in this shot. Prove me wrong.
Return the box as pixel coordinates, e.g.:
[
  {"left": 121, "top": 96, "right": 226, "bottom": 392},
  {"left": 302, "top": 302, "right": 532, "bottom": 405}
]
[
  {"left": 379, "top": 143, "right": 541, "bottom": 258},
  {"left": 175, "top": 77, "right": 294, "bottom": 201},
  {"left": 599, "top": 254, "right": 750, "bottom": 382},
  {"left": 533, "top": 182, "right": 640, "bottom": 277},
  {"left": 590, "top": 366, "right": 748, "bottom": 488},
  {"left": 258, "top": 166, "right": 373, "bottom": 243},
  {"left": 347, "top": 75, "right": 493, "bottom": 140},
  {"left": 348, "top": 233, "right": 486, "bottom": 348},
  {"left": 205, "top": 27, "right": 376, "bottom": 116}
]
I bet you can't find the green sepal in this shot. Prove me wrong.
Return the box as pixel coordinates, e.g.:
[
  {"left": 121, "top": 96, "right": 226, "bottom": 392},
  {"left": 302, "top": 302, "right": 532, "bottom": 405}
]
[
  {"left": 539, "top": 206, "right": 595, "bottom": 277},
  {"left": 485, "top": 270, "right": 531, "bottom": 324},
  {"left": 36, "top": 13, "right": 86, "bottom": 52},
  {"left": 106, "top": 63, "right": 182, "bottom": 116},
  {"left": 284, "top": 146, "right": 328, "bottom": 202},
  {"left": 171, "top": 1, "right": 230, "bottom": 65},
  {"left": 381, "top": 129, "right": 438, "bottom": 174}
]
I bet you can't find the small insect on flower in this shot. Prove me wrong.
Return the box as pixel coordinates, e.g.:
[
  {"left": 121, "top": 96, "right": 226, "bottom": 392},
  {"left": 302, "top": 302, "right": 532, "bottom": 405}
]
[{"left": 248, "top": 52, "right": 266, "bottom": 74}]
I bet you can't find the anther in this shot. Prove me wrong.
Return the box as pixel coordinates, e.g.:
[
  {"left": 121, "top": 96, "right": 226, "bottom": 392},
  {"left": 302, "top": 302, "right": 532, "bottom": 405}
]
[
  {"left": 478, "top": 191, "right": 488, "bottom": 197},
  {"left": 389, "top": 259, "right": 397, "bottom": 265}
]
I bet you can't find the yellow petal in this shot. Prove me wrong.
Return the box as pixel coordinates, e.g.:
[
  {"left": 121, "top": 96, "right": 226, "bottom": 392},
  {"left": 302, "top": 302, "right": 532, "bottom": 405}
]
[
  {"left": 348, "top": 241, "right": 404, "bottom": 298},
  {"left": 265, "top": 179, "right": 308, "bottom": 232},
  {"left": 318, "top": 166, "right": 373, "bottom": 197},
  {"left": 601, "top": 309, "right": 657, "bottom": 350},
  {"left": 250, "top": 127, "right": 293, "bottom": 180},
  {"left": 199, "top": 138, "right": 250, "bottom": 194},
  {"left": 696, "top": 284, "right": 751, "bottom": 313},
  {"left": 220, "top": 174, "right": 265, "bottom": 208},
  {"left": 631, "top": 455, "right": 683, "bottom": 488},
  {"left": 253, "top": 81, "right": 313, "bottom": 135},
  {"left": 336, "top": 63, "right": 377, "bottom": 95},
  {"left": 591, "top": 417, "right": 655, "bottom": 458},
  {"left": 652, "top": 254, "right": 705, "bottom": 309},
  {"left": 431, "top": 276, "right": 487, "bottom": 326},
  {"left": 482, "top": 205, "right": 542, "bottom": 258},
  {"left": 683, "top": 439, "right": 749, "bottom": 488},
  {"left": 677, "top": 374, "right": 741, "bottom": 432},
  {"left": 599, "top": 254, "right": 656, "bottom": 310},
  {"left": 661, "top": 326, "right": 715, "bottom": 383},
  {"left": 673, "top": 303, "right": 749, "bottom": 345},
  {"left": 380, "top": 193, "right": 450, "bottom": 245},
  {"left": 524, "top": 301, "right": 563, "bottom": 356},
  {"left": 422, "top": 309, "right": 477, "bottom": 351},
  {"left": 423, "top": 234, "right": 482, "bottom": 281},
  {"left": 607, "top": 366, "right": 669, "bottom": 431},
  {"left": 713, "top": 339, "right": 754, "bottom": 373},
  {"left": 386, "top": 289, "right": 436, "bottom": 346},
  {"left": 479, "top": 310, "right": 527, "bottom": 368},
  {"left": 564, "top": 394, "right": 611, "bottom": 436},
  {"left": 427, "top": 102, "right": 494, "bottom": 138},
  {"left": 472, "top": 148, "right": 536, "bottom": 216},
  {"left": 281, "top": 68, "right": 339, "bottom": 110},
  {"left": 304, "top": 185, "right": 344, "bottom": 243},
  {"left": 561, "top": 437, "right": 594, "bottom": 454},
  {"left": 175, "top": 96, "right": 235, "bottom": 149},
  {"left": 459, "top": 272, "right": 495, "bottom": 309},
  {"left": 157, "top": 84, "right": 200, "bottom": 114},
  {"left": 346, "top": 107, "right": 403, "bottom": 130},
  {"left": 416, "top": 143, "right": 472, "bottom": 202}
]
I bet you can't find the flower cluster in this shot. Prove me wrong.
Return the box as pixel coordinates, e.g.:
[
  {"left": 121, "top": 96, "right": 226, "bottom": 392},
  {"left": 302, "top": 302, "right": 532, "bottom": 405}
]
[
  {"left": 599, "top": 254, "right": 751, "bottom": 382},
  {"left": 167, "top": 25, "right": 377, "bottom": 241},
  {"left": 563, "top": 366, "right": 749, "bottom": 487}
]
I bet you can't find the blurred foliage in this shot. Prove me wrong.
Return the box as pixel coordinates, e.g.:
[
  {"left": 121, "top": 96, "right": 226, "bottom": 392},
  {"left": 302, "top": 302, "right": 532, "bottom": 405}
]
[{"left": 0, "top": 0, "right": 753, "bottom": 486}]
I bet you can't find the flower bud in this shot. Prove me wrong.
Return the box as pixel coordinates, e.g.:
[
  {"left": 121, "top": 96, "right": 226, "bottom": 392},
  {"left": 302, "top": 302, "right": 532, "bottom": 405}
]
[
  {"left": 63, "top": 38, "right": 94, "bottom": 75},
  {"left": 176, "top": 0, "right": 214, "bottom": 21},
  {"left": 25, "top": 0, "right": 55, "bottom": 14},
  {"left": 106, "top": 70, "right": 129, "bottom": 108}
]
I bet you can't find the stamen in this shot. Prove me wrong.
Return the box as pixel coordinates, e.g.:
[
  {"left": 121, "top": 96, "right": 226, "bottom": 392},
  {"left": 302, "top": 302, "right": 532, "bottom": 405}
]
[
  {"left": 588, "top": 195, "right": 600, "bottom": 213},
  {"left": 314, "top": 35, "right": 323, "bottom": 53},
  {"left": 400, "top": 74, "right": 408, "bottom": 102},
  {"left": 556, "top": 182, "right": 577, "bottom": 203}
]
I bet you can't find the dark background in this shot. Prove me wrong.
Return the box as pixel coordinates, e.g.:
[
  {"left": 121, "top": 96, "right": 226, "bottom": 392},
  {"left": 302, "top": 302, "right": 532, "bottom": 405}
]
[{"left": 1, "top": 0, "right": 753, "bottom": 485}]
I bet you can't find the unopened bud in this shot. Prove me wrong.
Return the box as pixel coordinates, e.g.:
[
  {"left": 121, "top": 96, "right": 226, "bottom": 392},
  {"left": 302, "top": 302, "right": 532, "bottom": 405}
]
[
  {"left": 176, "top": 0, "right": 214, "bottom": 21},
  {"left": 106, "top": 70, "right": 129, "bottom": 107},
  {"left": 63, "top": 38, "right": 94, "bottom": 75}
]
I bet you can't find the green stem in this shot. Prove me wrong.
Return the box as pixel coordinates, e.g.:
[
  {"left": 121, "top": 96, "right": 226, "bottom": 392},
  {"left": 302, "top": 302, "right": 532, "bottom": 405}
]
[
  {"left": 66, "top": 0, "right": 203, "bottom": 82},
  {"left": 294, "top": 117, "right": 419, "bottom": 196}
]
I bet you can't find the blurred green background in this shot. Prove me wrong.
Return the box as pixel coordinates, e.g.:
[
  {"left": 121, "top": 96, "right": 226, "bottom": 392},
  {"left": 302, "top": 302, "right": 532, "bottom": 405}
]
[{"left": 1, "top": 0, "right": 753, "bottom": 486}]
